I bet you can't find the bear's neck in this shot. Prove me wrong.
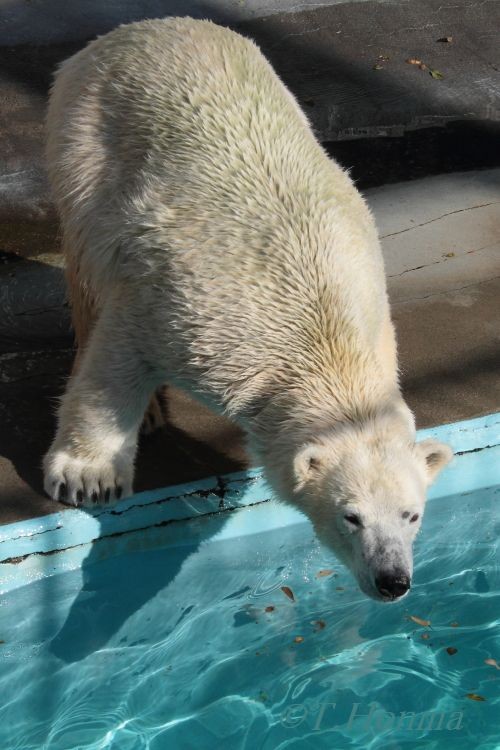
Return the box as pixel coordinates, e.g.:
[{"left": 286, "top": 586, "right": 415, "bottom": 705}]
[{"left": 246, "top": 339, "right": 410, "bottom": 451}]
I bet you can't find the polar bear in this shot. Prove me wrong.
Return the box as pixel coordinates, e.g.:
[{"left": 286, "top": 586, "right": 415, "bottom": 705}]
[{"left": 43, "top": 17, "right": 452, "bottom": 601}]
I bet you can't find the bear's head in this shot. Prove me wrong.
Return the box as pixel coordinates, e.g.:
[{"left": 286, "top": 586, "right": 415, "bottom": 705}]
[{"left": 289, "top": 408, "right": 452, "bottom": 601}]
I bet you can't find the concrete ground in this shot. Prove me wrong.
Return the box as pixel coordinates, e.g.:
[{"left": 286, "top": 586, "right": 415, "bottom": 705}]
[
  {"left": 2, "top": 0, "right": 500, "bottom": 261},
  {"left": 0, "top": 168, "right": 498, "bottom": 525}
]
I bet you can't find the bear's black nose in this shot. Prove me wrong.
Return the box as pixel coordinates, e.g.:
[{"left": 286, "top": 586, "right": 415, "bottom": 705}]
[{"left": 375, "top": 572, "right": 410, "bottom": 599}]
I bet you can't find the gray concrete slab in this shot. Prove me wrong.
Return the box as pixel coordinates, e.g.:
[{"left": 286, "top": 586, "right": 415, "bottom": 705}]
[
  {"left": 1, "top": 0, "right": 499, "bottom": 257},
  {"left": 0, "top": 168, "right": 498, "bottom": 524},
  {"left": 369, "top": 169, "right": 500, "bottom": 427}
]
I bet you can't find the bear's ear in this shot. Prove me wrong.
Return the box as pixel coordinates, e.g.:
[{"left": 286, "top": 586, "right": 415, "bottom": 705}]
[
  {"left": 415, "top": 439, "right": 453, "bottom": 484},
  {"left": 293, "top": 442, "right": 332, "bottom": 491}
]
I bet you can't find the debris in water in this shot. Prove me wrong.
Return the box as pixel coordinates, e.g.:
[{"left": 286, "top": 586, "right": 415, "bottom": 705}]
[
  {"left": 294, "top": 636, "right": 304, "bottom": 644},
  {"left": 313, "top": 620, "right": 326, "bottom": 631},
  {"left": 446, "top": 647, "right": 458, "bottom": 655},
  {"left": 406, "top": 58, "right": 423, "bottom": 65},
  {"left": 421, "top": 633, "right": 430, "bottom": 640},
  {"left": 465, "top": 693, "right": 486, "bottom": 702},
  {"left": 316, "top": 569, "right": 334, "bottom": 578},
  {"left": 484, "top": 658, "right": 500, "bottom": 670},
  {"left": 409, "top": 615, "right": 431, "bottom": 627},
  {"left": 437, "top": 36, "right": 453, "bottom": 43},
  {"left": 429, "top": 68, "right": 445, "bottom": 79},
  {"left": 373, "top": 64, "right": 384, "bottom": 70},
  {"left": 265, "top": 605, "right": 275, "bottom": 613},
  {"left": 281, "top": 586, "right": 295, "bottom": 602},
  {"left": 450, "top": 621, "right": 459, "bottom": 627}
]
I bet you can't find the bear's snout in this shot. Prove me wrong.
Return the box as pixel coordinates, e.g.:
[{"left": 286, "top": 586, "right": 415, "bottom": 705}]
[{"left": 375, "top": 571, "right": 411, "bottom": 600}]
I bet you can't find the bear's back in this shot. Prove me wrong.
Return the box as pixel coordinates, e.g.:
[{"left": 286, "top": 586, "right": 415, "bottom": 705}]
[{"left": 46, "top": 18, "right": 388, "bottom": 403}]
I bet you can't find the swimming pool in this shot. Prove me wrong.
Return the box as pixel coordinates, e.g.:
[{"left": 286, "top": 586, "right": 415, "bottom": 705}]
[{"left": 0, "top": 414, "right": 499, "bottom": 749}]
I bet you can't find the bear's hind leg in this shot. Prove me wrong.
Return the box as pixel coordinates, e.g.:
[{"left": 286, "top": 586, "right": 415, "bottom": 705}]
[{"left": 141, "top": 387, "right": 168, "bottom": 436}]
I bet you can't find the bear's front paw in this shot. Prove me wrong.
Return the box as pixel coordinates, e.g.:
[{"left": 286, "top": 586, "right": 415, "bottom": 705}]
[{"left": 43, "top": 447, "right": 133, "bottom": 507}]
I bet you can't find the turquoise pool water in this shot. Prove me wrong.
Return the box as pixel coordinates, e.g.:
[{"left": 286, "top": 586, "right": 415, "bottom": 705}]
[{"left": 0, "top": 416, "right": 499, "bottom": 749}]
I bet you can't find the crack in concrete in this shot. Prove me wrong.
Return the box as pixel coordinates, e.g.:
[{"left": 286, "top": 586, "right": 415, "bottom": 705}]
[
  {"left": 387, "top": 239, "right": 500, "bottom": 278},
  {"left": 268, "top": 24, "right": 330, "bottom": 49},
  {"left": 392, "top": 274, "right": 500, "bottom": 304},
  {"left": 380, "top": 201, "right": 500, "bottom": 239},
  {"left": 388, "top": 260, "right": 442, "bottom": 278}
]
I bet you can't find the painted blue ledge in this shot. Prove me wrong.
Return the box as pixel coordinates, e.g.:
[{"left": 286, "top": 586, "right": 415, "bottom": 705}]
[{"left": 0, "top": 413, "right": 499, "bottom": 588}]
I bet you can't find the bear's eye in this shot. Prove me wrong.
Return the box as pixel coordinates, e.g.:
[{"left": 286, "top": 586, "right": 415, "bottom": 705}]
[
  {"left": 410, "top": 513, "right": 419, "bottom": 523},
  {"left": 344, "top": 513, "right": 361, "bottom": 527}
]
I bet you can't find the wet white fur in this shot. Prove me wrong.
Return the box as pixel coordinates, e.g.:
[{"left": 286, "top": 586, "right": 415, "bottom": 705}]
[{"left": 43, "top": 18, "right": 452, "bottom": 597}]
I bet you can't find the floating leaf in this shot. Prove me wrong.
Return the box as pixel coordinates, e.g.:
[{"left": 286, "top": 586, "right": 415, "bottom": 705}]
[
  {"left": 421, "top": 633, "right": 430, "bottom": 640},
  {"left": 437, "top": 36, "right": 453, "bottom": 43},
  {"left": 378, "top": 54, "right": 390, "bottom": 61},
  {"left": 313, "top": 620, "right": 326, "bottom": 631},
  {"left": 258, "top": 691, "right": 268, "bottom": 702},
  {"left": 419, "top": 63, "right": 428, "bottom": 70},
  {"left": 265, "top": 605, "right": 275, "bottom": 613},
  {"left": 466, "top": 693, "right": 486, "bottom": 702},
  {"left": 281, "top": 586, "right": 295, "bottom": 601},
  {"left": 406, "top": 58, "right": 423, "bottom": 65},
  {"left": 336, "top": 586, "right": 345, "bottom": 592},
  {"left": 484, "top": 658, "right": 500, "bottom": 670},
  {"left": 446, "top": 647, "right": 458, "bottom": 655},
  {"left": 294, "top": 636, "right": 304, "bottom": 644},
  {"left": 373, "top": 64, "right": 384, "bottom": 70},
  {"left": 316, "top": 569, "right": 334, "bottom": 578},
  {"left": 409, "top": 615, "right": 431, "bottom": 627},
  {"left": 429, "top": 68, "right": 444, "bottom": 79},
  {"left": 450, "top": 621, "right": 459, "bottom": 627}
]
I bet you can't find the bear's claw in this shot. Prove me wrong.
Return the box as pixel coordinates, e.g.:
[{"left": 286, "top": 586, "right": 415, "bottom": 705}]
[{"left": 43, "top": 448, "right": 133, "bottom": 507}]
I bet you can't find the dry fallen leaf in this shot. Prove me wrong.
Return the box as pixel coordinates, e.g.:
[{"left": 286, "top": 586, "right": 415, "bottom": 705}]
[
  {"left": 409, "top": 615, "right": 431, "bottom": 627},
  {"left": 446, "top": 647, "right": 458, "bottom": 655},
  {"left": 466, "top": 693, "right": 486, "bottom": 702},
  {"left": 313, "top": 620, "right": 326, "bottom": 631},
  {"left": 406, "top": 58, "right": 423, "bottom": 65},
  {"left": 294, "top": 636, "right": 304, "bottom": 643},
  {"left": 281, "top": 586, "right": 295, "bottom": 602},
  {"left": 265, "top": 605, "right": 275, "bottom": 613},
  {"left": 429, "top": 68, "right": 445, "bottom": 79},
  {"left": 485, "top": 658, "right": 500, "bottom": 670}
]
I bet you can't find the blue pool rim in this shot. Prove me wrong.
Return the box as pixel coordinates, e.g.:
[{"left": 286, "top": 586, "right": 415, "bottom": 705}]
[{"left": 1, "top": 412, "right": 499, "bottom": 594}]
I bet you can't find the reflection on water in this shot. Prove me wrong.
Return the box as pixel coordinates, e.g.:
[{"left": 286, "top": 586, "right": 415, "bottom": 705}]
[{"left": 0, "top": 483, "right": 499, "bottom": 750}]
